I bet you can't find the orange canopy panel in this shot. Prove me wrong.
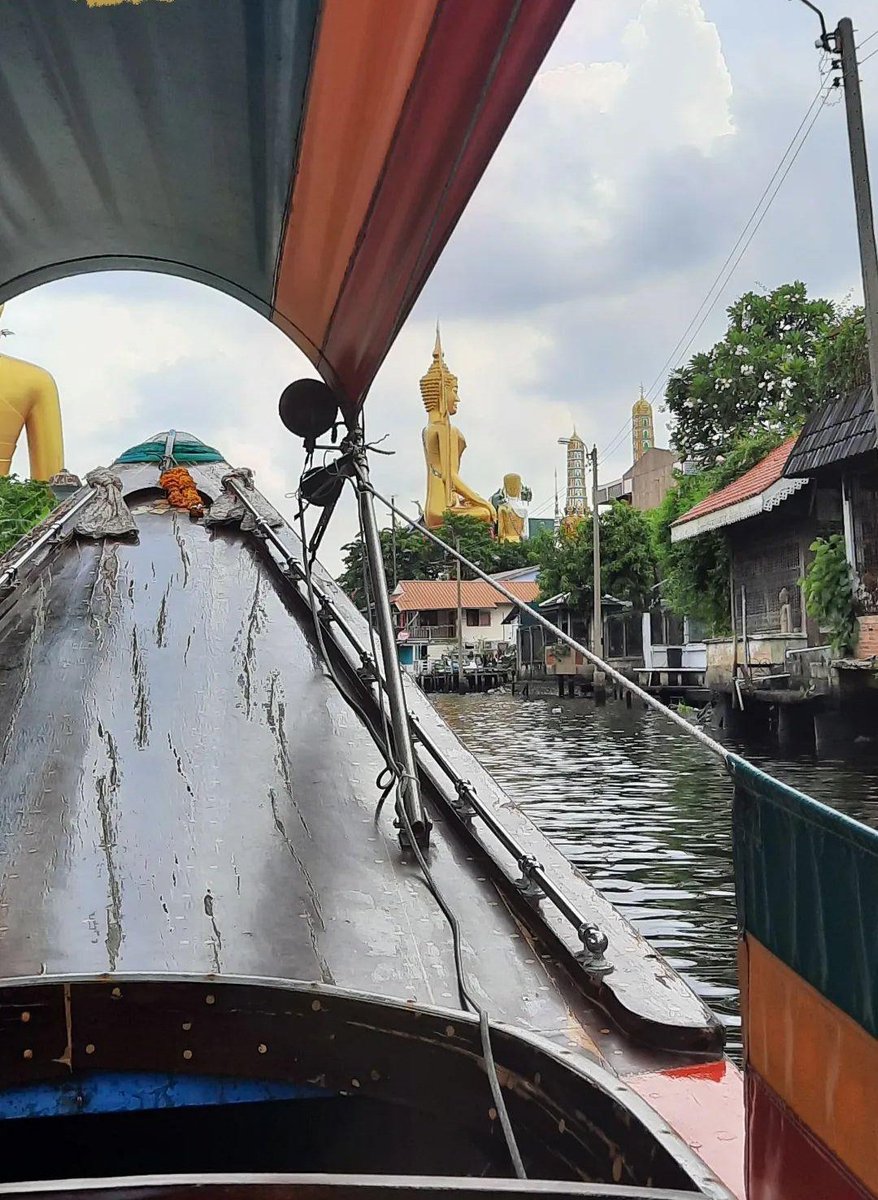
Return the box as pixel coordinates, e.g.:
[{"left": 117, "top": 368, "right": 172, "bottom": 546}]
[{"left": 0, "top": 0, "right": 572, "bottom": 414}]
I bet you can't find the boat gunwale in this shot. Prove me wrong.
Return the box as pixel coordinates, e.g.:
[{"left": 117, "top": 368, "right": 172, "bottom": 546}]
[{"left": 0, "top": 973, "right": 734, "bottom": 1200}]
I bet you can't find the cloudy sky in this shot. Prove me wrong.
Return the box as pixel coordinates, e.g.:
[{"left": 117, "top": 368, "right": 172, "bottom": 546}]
[{"left": 6, "top": 0, "right": 878, "bottom": 572}]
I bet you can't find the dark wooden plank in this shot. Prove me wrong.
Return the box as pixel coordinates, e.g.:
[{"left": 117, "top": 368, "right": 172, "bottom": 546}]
[{"left": 0, "top": 1174, "right": 707, "bottom": 1200}]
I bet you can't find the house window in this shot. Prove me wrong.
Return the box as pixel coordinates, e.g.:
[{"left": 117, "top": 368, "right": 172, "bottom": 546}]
[{"left": 465, "top": 609, "right": 490, "bottom": 627}]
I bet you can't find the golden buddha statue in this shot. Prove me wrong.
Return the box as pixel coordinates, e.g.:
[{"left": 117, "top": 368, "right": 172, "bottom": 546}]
[
  {"left": 0, "top": 304, "right": 64, "bottom": 481},
  {"left": 421, "top": 328, "right": 495, "bottom": 529},
  {"left": 494, "top": 473, "right": 530, "bottom": 542}
]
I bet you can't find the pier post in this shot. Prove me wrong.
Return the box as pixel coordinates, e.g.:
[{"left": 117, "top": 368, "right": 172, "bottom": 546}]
[
  {"left": 814, "top": 708, "right": 849, "bottom": 758},
  {"left": 777, "top": 703, "right": 814, "bottom": 751}
]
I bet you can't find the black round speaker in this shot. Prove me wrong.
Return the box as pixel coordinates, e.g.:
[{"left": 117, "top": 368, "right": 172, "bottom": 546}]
[{"left": 278, "top": 378, "right": 339, "bottom": 441}]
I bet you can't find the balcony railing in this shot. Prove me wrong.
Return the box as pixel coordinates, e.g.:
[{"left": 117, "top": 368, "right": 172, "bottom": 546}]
[{"left": 402, "top": 625, "right": 457, "bottom": 642}]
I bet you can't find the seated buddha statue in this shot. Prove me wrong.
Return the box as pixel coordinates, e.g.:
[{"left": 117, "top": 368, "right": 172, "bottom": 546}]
[
  {"left": 0, "top": 304, "right": 64, "bottom": 481},
  {"left": 494, "top": 473, "right": 530, "bottom": 542},
  {"left": 421, "top": 330, "right": 495, "bottom": 530}
]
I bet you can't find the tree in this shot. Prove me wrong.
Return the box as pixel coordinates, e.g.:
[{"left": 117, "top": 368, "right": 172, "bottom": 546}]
[
  {"left": 536, "top": 502, "right": 657, "bottom": 612},
  {"left": 337, "top": 524, "right": 438, "bottom": 608},
  {"left": 336, "top": 512, "right": 537, "bottom": 608},
  {"left": 651, "top": 430, "right": 786, "bottom": 633},
  {"left": 0, "top": 476, "right": 56, "bottom": 557},
  {"left": 665, "top": 282, "right": 836, "bottom": 468},
  {"left": 816, "top": 304, "right": 870, "bottom": 399}
]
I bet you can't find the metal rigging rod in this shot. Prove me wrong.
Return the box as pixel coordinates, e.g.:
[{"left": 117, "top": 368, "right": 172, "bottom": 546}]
[
  {"left": 350, "top": 432, "right": 431, "bottom": 849},
  {"left": 224, "top": 474, "right": 611, "bottom": 974},
  {"left": 364, "top": 486, "right": 731, "bottom": 766}
]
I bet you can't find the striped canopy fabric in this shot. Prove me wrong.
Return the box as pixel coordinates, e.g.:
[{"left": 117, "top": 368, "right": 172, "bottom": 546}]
[
  {"left": 0, "top": 0, "right": 572, "bottom": 417},
  {"left": 731, "top": 756, "right": 878, "bottom": 1200}
]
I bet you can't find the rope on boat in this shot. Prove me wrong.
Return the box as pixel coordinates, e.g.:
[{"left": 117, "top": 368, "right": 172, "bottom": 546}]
[{"left": 365, "top": 486, "right": 731, "bottom": 767}]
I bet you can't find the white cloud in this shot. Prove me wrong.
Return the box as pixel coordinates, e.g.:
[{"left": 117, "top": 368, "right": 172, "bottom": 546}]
[{"left": 5, "top": 0, "right": 878, "bottom": 577}]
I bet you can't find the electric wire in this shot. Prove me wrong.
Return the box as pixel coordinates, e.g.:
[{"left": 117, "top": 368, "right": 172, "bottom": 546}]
[
  {"left": 862, "top": 45, "right": 878, "bottom": 66},
  {"left": 646, "top": 84, "right": 832, "bottom": 400},
  {"left": 642, "top": 80, "right": 830, "bottom": 405}
]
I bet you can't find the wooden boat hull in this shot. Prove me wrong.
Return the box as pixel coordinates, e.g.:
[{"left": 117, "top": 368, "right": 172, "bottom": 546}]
[{"left": 0, "top": 459, "right": 738, "bottom": 1195}]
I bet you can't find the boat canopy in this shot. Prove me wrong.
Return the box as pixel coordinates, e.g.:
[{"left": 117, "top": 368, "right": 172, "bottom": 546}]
[{"left": 0, "top": 0, "right": 571, "bottom": 415}]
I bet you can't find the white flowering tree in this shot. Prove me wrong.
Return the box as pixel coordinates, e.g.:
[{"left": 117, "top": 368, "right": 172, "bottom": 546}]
[{"left": 665, "top": 282, "right": 836, "bottom": 468}]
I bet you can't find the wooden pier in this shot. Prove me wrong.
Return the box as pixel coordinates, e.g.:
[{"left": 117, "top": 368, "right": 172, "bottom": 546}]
[{"left": 416, "top": 668, "right": 512, "bottom": 693}]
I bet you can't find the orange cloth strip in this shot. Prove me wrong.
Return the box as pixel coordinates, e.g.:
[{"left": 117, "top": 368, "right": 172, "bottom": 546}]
[
  {"left": 275, "top": 0, "right": 439, "bottom": 361},
  {"left": 741, "top": 934, "right": 878, "bottom": 1196}
]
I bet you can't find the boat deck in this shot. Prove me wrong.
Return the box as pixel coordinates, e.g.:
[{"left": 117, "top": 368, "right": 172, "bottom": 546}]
[{"left": 0, "top": 502, "right": 611, "bottom": 1057}]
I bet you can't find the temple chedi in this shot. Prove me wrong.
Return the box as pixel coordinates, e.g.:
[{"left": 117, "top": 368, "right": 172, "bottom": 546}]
[
  {"left": 420, "top": 328, "right": 494, "bottom": 529},
  {"left": 558, "top": 428, "right": 588, "bottom": 534},
  {"left": 632, "top": 388, "right": 654, "bottom": 463},
  {"left": 0, "top": 303, "right": 64, "bottom": 481}
]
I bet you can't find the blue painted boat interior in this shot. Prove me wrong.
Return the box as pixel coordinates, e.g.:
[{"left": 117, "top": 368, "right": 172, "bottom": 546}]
[{"left": 0, "top": 1073, "right": 331, "bottom": 1120}]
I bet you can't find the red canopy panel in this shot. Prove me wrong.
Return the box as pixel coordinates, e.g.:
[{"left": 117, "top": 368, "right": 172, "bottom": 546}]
[{"left": 0, "top": 0, "right": 572, "bottom": 416}]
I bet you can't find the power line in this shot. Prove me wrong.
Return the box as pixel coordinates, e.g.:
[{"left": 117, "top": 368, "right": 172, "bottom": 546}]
[
  {"left": 642, "top": 81, "right": 830, "bottom": 404},
  {"left": 663, "top": 86, "right": 831, "bottom": 377},
  {"left": 862, "top": 45, "right": 878, "bottom": 66},
  {"left": 857, "top": 29, "right": 878, "bottom": 50},
  {"left": 598, "top": 420, "right": 632, "bottom": 465}
]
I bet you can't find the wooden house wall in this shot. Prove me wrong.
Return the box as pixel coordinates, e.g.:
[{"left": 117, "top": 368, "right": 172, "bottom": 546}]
[{"left": 728, "top": 494, "right": 816, "bottom": 637}]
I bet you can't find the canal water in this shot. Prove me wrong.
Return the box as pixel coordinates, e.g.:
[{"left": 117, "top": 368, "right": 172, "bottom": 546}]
[{"left": 431, "top": 690, "right": 878, "bottom": 1060}]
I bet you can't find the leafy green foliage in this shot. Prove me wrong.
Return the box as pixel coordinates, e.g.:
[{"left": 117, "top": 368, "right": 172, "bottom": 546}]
[
  {"left": 651, "top": 431, "right": 786, "bottom": 633},
  {"left": 665, "top": 282, "right": 836, "bottom": 467},
  {"left": 0, "top": 476, "right": 57, "bottom": 556},
  {"left": 336, "top": 513, "right": 537, "bottom": 609},
  {"left": 801, "top": 534, "right": 856, "bottom": 656},
  {"left": 651, "top": 475, "right": 729, "bottom": 633},
  {"left": 816, "top": 305, "right": 870, "bottom": 400},
  {"left": 536, "top": 503, "right": 657, "bottom": 611}
]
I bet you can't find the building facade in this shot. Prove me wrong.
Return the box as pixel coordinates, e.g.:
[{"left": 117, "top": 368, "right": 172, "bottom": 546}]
[{"left": 392, "top": 578, "right": 539, "bottom": 672}]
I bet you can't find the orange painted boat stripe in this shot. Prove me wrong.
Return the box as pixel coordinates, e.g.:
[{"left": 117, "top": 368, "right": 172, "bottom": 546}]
[
  {"left": 743, "top": 935, "right": 878, "bottom": 1195},
  {"left": 274, "top": 0, "right": 439, "bottom": 357}
]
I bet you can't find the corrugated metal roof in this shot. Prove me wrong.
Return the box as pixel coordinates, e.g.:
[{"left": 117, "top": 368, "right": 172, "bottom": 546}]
[
  {"left": 392, "top": 579, "right": 539, "bottom": 612},
  {"left": 674, "top": 438, "right": 798, "bottom": 526},
  {"left": 783, "top": 386, "right": 876, "bottom": 477}
]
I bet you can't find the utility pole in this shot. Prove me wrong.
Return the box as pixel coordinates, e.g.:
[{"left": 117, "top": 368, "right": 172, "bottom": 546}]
[
  {"left": 836, "top": 16, "right": 878, "bottom": 427},
  {"left": 591, "top": 444, "right": 606, "bottom": 704},
  {"left": 390, "top": 493, "right": 398, "bottom": 588},
  {"left": 455, "top": 536, "right": 466, "bottom": 693},
  {"left": 591, "top": 445, "right": 602, "bottom": 660}
]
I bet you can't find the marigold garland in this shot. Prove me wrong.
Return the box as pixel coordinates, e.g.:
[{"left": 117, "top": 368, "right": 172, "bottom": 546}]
[{"left": 160, "top": 467, "right": 203, "bottom": 516}]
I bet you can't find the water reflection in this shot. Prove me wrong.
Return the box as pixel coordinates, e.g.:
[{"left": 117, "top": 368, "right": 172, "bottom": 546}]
[{"left": 431, "top": 691, "right": 878, "bottom": 1061}]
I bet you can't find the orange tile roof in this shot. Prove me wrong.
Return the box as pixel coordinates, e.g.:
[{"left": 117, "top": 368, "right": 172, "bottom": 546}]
[
  {"left": 392, "top": 579, "right": 539, "bottom": 612},
  {"left": 673, "top": 438, "right": 798, "bottom": 526}
]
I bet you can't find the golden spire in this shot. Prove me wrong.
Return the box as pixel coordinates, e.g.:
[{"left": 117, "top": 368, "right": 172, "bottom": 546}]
[
  {"left": 420, "top": 323, "right": 458, "bottom": 416},
  {"left": 632, "top": 386, "right": 654, "bottom": 462}
]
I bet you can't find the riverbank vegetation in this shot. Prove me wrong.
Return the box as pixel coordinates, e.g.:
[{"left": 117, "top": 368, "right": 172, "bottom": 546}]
[
  {"left": 0, "top": 476, "right": 56, "bottom": 557},
  {"left": 337, "top": 512, "right": 540, "bottom": 609}
]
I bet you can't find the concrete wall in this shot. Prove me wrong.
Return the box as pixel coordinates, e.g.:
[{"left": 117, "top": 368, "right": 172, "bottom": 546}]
[
  {"left": 625, "top": 448, "right": 676, "bottom": 511},
  {"left": 706, "top": 632, "right": 807, "bottom": 687}
]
